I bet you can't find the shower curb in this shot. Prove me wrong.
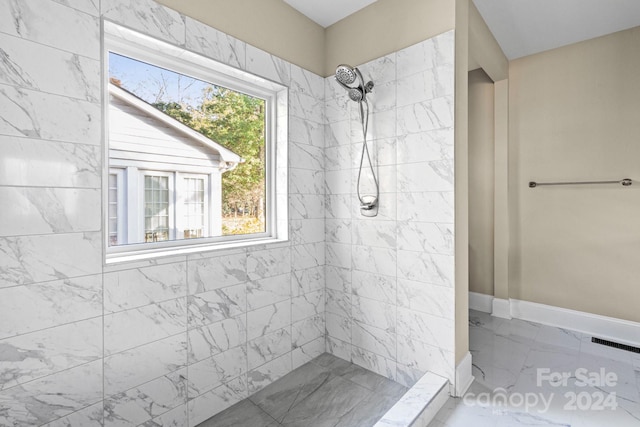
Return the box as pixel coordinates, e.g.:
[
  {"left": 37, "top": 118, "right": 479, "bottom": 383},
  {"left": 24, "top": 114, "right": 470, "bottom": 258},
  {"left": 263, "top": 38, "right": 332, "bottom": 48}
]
[{"left": 373, "top": 371, "right": 449, "bottom": 427}]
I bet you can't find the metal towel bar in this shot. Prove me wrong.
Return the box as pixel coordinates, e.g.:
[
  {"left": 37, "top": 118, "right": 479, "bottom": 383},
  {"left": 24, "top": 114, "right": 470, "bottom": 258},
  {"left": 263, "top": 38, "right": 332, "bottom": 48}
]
[{"left": 528, "top": 178, "right": 632, "bottom": 188}]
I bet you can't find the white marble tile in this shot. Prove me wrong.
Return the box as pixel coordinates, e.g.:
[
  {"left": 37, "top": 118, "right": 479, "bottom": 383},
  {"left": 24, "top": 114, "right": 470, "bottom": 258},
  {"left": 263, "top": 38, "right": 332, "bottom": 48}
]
[
  {"left": 397, "top": 250, "right": 454, "bottom": 287},
  {"left": 396, "top": 32, "right": 455, "bottom": 79},
  {"left": 247, "top": 247, "right": 291, "bottom": 280},
  {"left": 104, "top": 368, "right": 187, "bottom": 427},
  {"left": 352, "top": 245, "right": 397, "bottom": 277},
  {"left": 0, "top": 232, "right": 101, "bottom": 288},
  {"left": 247, "top": 299, "right": 291, "bottom": 341},
  {"left": 358, "top": 53, "right": 397, "bottom": 85},
  {"left": 325, "top": 169, "right": 352, "bottom": 195},
  {"left": 325, "top": 95, "right": 350, "bottom": 125},
  {"left": 397, "top": 308, "right": 454, "bottom": 351},
  {"left": 398, "top": 221, "right": 454, "bottom": 256},
  {"left": 185, "top": 17, "right": 245, "bottom": 69},
  {"left": 290, "top": 194, "right": 325, "bottom": 220},
  {"left": 397, "top": 279, "right": 454, "bottom": 319},
  {"left": 187, "top": 251, "right": 247, "bottom": 295},
  {"left": 0, "top": 0, "right": 100, "bottom": 59},
  {"left": 104, "top": 262, "right": 187, "bottom": 312},
  {"left": 44, "top": 402, "right": 103, "bottom": 427},
  {"left": 397, "top": 335, "right": 454, "bottom": 381},
  {"left": 326, "top": 194, "right": 352, "bottom": 219},
  {"left": 352, "top": 345, "right": 397, "bottom": 382},
  {"left": 325, "top": 119, "right": 351, "bottom": 147},
  {"left": 325, "top": 266, "right": 351, "bottom": 294},
  {"left": 102, "top": 0, "right": 185, "bottom": 46},
  {"left": 326, "top": 312, "right": 352, "bottom": 343},
  {"left": 326, "top": 289, "right": 351, "bottom": 318},
  {"left": 369, "top": 80, "right": 397, "bottom": 113},
  {"left": 352, "top": 321, "right": 396, "bottom": 360},
  {"left": 188, "top": 316, "right": 246, "bottom": 364},
  {"left": 105, "top": 298, "right": 187, "bottom": 356},
  {"left": 0, "top": 33, "right": 100, "bottom": 102},
  {"left": 248, "top": 352, "right": 293, "bottom": 394},
  {"left": 0, "top": 317, "right": 101, "bottom": 390},
  {"left": 352, "top": 295, "right": 396, "bottom": 332},
  {"left": 326, "top": 242, "right": 352, "bottom": 269},
  {"left": 104, "top": 334, "right": 187, "bottom": 397},
  {"left": 292, "top": 242, "right": 325, "bottom": 269},
  {"left": 352, "top": 270, "right": 396, "bottom": 303},
  {"left": 292, "top": 337, "right": 325, "bottom": 370},
  {"left": 0, "top": 137, "right": 101, "bottom": 188},
  {"left": 289, "top": 115, "right": 324, "bottom": 147},
  {"left": 397, "top": 128, "right": 454, "bottom": 164},
  {"left": 188, "top": 346, "right": 247, "bottom": 398},
  {"left": 290, "top": 64, "right": 324, "bottom": 100},
  {"left": 326, "top": 219, "right": 352, "bottom": 245},
  {"left": 397, "top": 96, "right": 454, "bottom": 135},
  {"left": 247, "top": 273, "right": 290, "bottom": 311},
  {"left": 245, "top": 44, "right": 290, "bottom": 85},
  {"left": 292, "top": 290, "right": 324, "bottom": 323},
  {"left": 289, "top": 141, "right": 324, "bottom": 171},
  {"left": 291, "top": 266, "right": 324, "bottom": 297},
  {"left": 290, "top": 90, "right": 324, "bottom": 124},
  {"left": 353, "top": 137, "right": 397, "bottom": 168},
  {"left": 353, "top": 108, "right": 397, "bottom": 142},
  {"left": 0, "top": 359, "right": 102, "bottom": 426},
  {"left": 293, "top": 314, "right": 324, "bottom": 348},
  {"left": 0, "top": 84, "right": 101, "bottom": 144},
  {"left": 290, "top": 169, "right": 324, "bottom": 197},
  {"left": 188, "top": 284, "right": 247, "bottom": 328},
  {"left": 141, "top": 404, "right": 187, "bottom": 427},
  {"left": 248, "top": 327, "right": 292, "bottom": 370},
  {"left": 0, "top": 274, "right": 102, "bottom": 339},
  {"left": 397, "top": 64, "right": 455, "bottom": 107},
  {"left": 325, "top": 145, "right": 352, "bottom": 173},
  {"left": 397, "top": 159, "right": 454, "bottom": 193},
  {"left": 397, "top": 191, "right": 454, "bottom": 223},
  {"left": 0, "top": 187, "right": 100, "bottom": 236},
  {"left": 351, "top": 220, "right": 397, "bottom": 249},
  {"left": 51, "top": 0, "right": 99, "bottom": 15},
  {"left": 579, "top": 333, "right": 636, "bottom": 364},
  {"left": 188, "top": 376, "right": 247, "bottom": 426}
]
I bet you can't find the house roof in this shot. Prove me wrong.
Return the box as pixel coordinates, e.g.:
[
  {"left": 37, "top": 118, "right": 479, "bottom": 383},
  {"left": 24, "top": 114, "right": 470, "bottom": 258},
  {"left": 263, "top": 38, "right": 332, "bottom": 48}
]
[{"left": 108, "top": 83, "right": 243, "bottom": 169}]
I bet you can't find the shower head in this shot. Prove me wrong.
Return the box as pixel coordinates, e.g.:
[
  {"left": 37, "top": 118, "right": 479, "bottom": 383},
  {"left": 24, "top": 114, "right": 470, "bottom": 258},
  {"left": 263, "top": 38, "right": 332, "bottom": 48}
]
[
  {"left": 348, "top": 87, "right": 363, "bottom": 102},
  {"left": 335, "top": 64, "right": 357, "bottom": 85}
]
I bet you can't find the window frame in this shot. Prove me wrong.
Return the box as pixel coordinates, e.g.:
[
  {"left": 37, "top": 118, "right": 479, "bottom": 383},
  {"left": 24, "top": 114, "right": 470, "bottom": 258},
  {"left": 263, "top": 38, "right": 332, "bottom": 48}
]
[{"left": 103, "top": 21, "right": 288, "bottom": 263}]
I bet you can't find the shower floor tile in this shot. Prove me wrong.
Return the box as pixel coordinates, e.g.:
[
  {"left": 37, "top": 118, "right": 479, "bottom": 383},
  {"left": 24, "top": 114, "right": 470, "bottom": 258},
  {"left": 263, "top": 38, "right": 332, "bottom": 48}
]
[
  {"left": 429, "top": 310, "right": 640, "bottom": 427},
  {"left": 197, "top": 353, "right": 408, "bottom": 427}
]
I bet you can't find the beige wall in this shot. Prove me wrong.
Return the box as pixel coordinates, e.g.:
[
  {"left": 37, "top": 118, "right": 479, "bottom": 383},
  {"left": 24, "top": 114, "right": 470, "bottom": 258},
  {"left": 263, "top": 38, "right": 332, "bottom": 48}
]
[
  {"left": 325, "top": 0, "right": 455, "bottom": 76},
  {"left": 468, "top": 69, "right": 495, "bottom": 296},
  {"left": 454, "top": 0, "right": 470, "bottom": 366},
  {"left": 156, "top": 0, "right": 326, "bottom": 75},
  {"left": 509, "top": 26, "right": 640, "bottom": 323}
]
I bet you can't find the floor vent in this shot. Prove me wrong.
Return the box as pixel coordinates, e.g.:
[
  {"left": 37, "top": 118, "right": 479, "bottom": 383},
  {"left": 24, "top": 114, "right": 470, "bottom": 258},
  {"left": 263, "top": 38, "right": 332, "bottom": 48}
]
[{"left": 591, "top": 337, "right": 640, "bottom": 353}]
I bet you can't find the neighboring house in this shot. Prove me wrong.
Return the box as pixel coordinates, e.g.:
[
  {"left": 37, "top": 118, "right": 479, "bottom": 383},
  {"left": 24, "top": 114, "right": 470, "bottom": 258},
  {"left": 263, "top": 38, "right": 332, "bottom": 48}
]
[{"left": 107, "top": 83, "right": 242, "bottom": 246}]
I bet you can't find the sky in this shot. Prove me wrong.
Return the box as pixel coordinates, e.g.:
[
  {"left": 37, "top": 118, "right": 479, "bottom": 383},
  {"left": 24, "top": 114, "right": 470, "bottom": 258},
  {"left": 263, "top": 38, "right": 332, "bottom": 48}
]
[{"left": 108, "top": 52, "right": 210, "bottom": 108}]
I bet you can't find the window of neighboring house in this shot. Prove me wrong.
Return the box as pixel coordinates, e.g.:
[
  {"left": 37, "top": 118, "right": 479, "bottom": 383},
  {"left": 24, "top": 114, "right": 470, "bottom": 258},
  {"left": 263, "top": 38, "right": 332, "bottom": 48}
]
[{"left": 104, "top": 22, "right": 288, "bottom": 262}]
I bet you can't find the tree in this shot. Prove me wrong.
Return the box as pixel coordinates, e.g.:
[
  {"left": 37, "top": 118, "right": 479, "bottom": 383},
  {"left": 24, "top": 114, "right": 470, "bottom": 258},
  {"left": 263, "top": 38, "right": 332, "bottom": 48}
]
[{"left": 153, "top": 85, "right": 266, "bottom": 232}]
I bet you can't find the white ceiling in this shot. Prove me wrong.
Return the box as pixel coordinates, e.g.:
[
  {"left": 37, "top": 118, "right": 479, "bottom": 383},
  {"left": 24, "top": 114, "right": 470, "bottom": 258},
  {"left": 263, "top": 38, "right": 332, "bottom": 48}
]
[
  {"left": 472, "top": 0, "right": 640, "bottom": 59},
  {"left": 283, "top": 0, "right": 378, "bottom": 28},
  {"left": 284, "top": 0, "right": 640, "bottom": 60}
]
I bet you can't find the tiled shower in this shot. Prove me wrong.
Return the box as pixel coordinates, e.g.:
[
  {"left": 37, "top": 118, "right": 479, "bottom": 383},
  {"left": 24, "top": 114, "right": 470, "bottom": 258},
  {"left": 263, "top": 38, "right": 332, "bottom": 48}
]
[{"left": 0, "top": 0, "right": 456, "bottom": 425}]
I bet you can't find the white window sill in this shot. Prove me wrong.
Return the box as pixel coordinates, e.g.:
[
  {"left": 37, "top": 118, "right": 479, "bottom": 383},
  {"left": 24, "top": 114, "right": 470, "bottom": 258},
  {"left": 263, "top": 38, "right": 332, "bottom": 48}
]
[{"left": 105, "top": 236, "right": 289, "bottom": 265}]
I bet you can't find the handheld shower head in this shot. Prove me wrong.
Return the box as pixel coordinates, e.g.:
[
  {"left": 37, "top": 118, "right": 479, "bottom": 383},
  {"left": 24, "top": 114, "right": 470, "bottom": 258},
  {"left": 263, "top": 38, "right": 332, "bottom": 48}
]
[
  {"left": 335, "top": 64, "right": 357, "bottom": 85},
  {"left": 348, "top": 88, "right": 363, "bottom": 102}
]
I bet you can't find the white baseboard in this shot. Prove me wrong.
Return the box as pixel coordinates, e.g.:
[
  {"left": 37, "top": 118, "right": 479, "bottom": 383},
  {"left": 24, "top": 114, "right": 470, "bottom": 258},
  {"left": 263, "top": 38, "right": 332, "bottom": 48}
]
[
  {"left": 510, "top": 299, "right": 640, "bottom": 347},
  {"left": 453, "top": 351, "right": 474, "bottom": 397},
  {"left": 491, "top": 298, "right": 512, "bottom": 319},
  {"left": 468, "top": 292, "right": 493, "bottom": 313}
]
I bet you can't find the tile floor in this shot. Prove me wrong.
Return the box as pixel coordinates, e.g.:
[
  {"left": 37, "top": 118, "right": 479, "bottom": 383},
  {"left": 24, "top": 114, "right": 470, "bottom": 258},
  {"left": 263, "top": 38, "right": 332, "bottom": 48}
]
[
  {"left": 430, "top": 310, "right": 640, "bottom": 427},
  {"left": 197, "top": 353, "right": 408, "bottom": 427}
]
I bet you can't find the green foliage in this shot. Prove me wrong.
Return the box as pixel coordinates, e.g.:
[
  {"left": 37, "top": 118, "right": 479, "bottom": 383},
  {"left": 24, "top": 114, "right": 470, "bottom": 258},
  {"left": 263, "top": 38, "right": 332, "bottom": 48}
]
[{"left": 153, "top": 86, "right": 266, "bottom": 234}]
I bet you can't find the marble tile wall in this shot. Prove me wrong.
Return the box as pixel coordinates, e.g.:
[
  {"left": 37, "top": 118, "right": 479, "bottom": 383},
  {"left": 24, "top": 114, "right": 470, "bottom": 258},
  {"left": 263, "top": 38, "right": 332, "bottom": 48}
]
[
  {"left": 324, "top": 31, "right": 457, "bottom": 388},
  {"left": 0, "top": 0, "right": 324, "bottom": 425}
]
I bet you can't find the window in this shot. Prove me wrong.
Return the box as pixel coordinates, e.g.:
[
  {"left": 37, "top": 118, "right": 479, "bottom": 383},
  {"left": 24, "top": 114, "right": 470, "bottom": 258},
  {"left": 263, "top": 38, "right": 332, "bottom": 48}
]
[{"left": 104, "top": 22, "right": 288, "bottom": 262}]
